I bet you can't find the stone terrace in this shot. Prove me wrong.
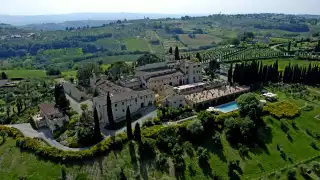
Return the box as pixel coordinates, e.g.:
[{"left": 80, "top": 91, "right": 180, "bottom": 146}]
[{"left": 185, "top": 85, "right": 250, "bottom": 104}]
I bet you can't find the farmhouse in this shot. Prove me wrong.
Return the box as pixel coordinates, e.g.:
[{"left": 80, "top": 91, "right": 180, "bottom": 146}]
[{"left": 33, "top": 104, "right": 69, "bottom": 133}]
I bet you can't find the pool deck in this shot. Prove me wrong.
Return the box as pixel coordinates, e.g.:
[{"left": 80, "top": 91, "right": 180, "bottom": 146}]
[{"left": 185, "top": 85, "right": 250, "bottom": 104}]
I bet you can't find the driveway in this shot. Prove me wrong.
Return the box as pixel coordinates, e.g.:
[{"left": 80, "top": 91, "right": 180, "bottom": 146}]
[
  {"left": 65, "top": 93, "right": 92, "bottom": 114},
  {"left": 102, "top": 105, "right": 158, "bottom": 136},
  {"left": 7, "top": 124, "right": 87, "bottom": 151}
]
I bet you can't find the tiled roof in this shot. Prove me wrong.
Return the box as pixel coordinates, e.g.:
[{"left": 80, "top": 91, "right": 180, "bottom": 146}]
[
  {"left": 147, "top": 71, "right": 184, "bottom": 81},
  {"left": 96, "top": 79, "right": 132, "bottom": 94},
  {"left": 39, "top": 103, "right": 63, "bottom": 117}
]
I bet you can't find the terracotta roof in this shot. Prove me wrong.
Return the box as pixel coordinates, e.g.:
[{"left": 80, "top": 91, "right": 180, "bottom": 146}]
[{"left": 39, "top": 103, "right": 63, "bottom": 117}]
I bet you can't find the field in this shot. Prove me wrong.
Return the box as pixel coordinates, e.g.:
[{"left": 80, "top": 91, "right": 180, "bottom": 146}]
[
  {"left": 61, "top": 70, "right": 77, "bottom": 77},
  {"left": 178, "top": 34, "right": 222, "bottom": 48},
  {"left": 0, "top": 138, "right": 61, "bottom": 180},
  {"left": 2, "top": 69, "right": 46, "bottom": 78},
  {"left": 123, "top": 38, "right": 150, "bottom": 52},
  {"left": 261, "top": 59, "right": 320, "bottom": 70}
]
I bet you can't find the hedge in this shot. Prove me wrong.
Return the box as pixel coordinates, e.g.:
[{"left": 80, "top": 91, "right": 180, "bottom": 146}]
[
  {"left": 264, "top": 101, "right": 300, "bottom": 119},
  {"left": 0, "top": 125, "right": 128, "bottom": 162}
]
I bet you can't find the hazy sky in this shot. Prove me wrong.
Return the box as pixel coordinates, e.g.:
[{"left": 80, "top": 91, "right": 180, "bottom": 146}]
[{"left": 0, "top": 0, "right": 319, "bottom": 15}]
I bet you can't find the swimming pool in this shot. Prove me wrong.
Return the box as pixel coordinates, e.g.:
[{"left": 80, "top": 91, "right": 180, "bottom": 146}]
[{"left": 215, "top": 101, "right": 239, "bottom": 113}]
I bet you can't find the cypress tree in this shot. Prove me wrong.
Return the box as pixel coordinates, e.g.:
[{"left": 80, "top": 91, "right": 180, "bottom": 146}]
[
  {"left": 126, "top": 106, "right": 133, "bottom": 140},
  {"left": 174, "top": 46, "right": 180, "bottom": 60},
  {"left": 94, "top": 107, "right": 102, "bottom": 141},
  {"left": 107, "top": 92, "right": 115, "bottom": 125},
  {"left": 228, "top": 64, "right": 233, "bottom": 85},
  {"left": 134, "top": 123, "right": 142, "bottom": 143},
  {"left": 288, "top": 41, "right": 291, "bottom": 52},
  {"left": 169, "top": 47, "right": 173, "bottom": 54}
]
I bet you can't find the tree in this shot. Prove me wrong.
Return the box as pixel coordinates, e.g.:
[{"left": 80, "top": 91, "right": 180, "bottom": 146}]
[
  {"left": 174, "top": 46, "right": 180, "bottom": 60},
  {"left": 206, "top": 59, "right": 220, "bottom": 79},
  {"left": 136, "top": 53, "right": 162, "bottom": 66},
  {"left": 169, "top": 47, "right": 173, "bottom": 54},
  {"left": 236, "top": 93, "right": 263, "bottom": 120},
  {"left": 119, "top": 168, "right": 127, "bottom": 180},
  {"left": 126, "top": 106, "right": 133, "bottom": 140},
  {"left": 288, "top": 41, "right": 292, "bottom": 52},
  {"left": 107, "top": 92, "right": 115, "bottom": 126},
  {"left": 134, "top": 123, "right": 142, "bottom": 142},
  {"left": 58, "top": 93, "right": 70, "bottom": 115},
  {"left": 231, "top": 38, "right": 240, "bottom": 46},
  {"left": 1, "top": 72, "right": 7, "bottom": 79},
  {"left": 196, "top": 53, "right": 202, "bottom": 62},
  {"left": 228, "top": 64, "right": 233, "bottom": 85},
  {"left": 93, "top": 107, "right": 102, "bottom": 141},
  {"left": 77, "top": 63, "right": 102, "bottom": 87}
]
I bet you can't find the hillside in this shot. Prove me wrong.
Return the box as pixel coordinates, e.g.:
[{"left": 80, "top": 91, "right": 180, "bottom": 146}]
[{"left": 0, "top": 13, "right": 320, "bottom": 72}]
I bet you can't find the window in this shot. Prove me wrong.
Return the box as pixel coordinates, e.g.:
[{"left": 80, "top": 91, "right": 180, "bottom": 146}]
[
  {"left": 115, "top": 104, "right": 117, "bottom": 107},
  {"left": 115, "top": 109, "right": 117, "bottom": 111},
  {"left": 140, "top": 97, "right": 142, "bottom": 99},
  {"left": 122, "top": 102, "right": 124, "bottom": 105},
  {"left": 135, "top": 99, "right": 137, "bottom": 102},
  {"left": 123, "top": 109, "right": 125, "bottom": 112},
  {"left": 198, "top": 65, "right": 200, "bottom": 67}
]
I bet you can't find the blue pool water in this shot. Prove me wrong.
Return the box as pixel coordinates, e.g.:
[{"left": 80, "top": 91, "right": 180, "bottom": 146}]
[{"left": 216, "top": 101, "right": 239, "bottom": 113}]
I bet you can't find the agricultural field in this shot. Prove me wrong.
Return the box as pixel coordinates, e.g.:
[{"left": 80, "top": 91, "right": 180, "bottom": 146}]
[
  {"left": 2, "top": 69, "right": 46, "bottom": 78},
  {"left": 261, "top": 59, "right": 320, "bottom": 70},
  {"left": 178, "top": 34, "right": 222, "bottom": 48},
  {"left": 0, "top": 138, "right": 61, "bottom": 180},
  {"left": 122, "top": 38, "right": 150, "bottom": 52},
  {"left": 95, "top": 38, "right": 121, "bottom": 51}
]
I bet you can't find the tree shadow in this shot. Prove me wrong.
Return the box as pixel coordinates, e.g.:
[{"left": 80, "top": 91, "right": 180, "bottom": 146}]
[
  {"left": 0, "top": 139, "right": 5, "bottom": 146},
  {"left": 129, "top": 142, "right": 140, "bottom": 180},
  {"left": 98, "top": 157, "right": 104, "bottom": 176},
  {"left": 138, "top": 145, "right": 149, "bottom": 180},
  {"left": 199, "top": 137, "right": 227, "bottom": 162},
  {"left": 199, "top": 160, "right": 214, "bottom": 179}
]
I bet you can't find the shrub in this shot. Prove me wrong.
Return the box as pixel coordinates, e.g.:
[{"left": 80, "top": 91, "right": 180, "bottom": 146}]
[
  {"left": 264, "top": 101, "right": 300, "bottom": 119},
  {"left": 140, "top": 138, "right": 157, "bottom": 158},
  {"left": 186, "top": 120, "right": 204, "bottom": 139},
  {"left": 301, "top": 105, "right": 314, "bottom": 111},
  {"left": 311, "top": 161, "right": 320, "bottom": 173},
  {"left": 311, "top": 141, "right": 319, "bottom": 150},
  {"left": 299, "top": 164, "right": 311, "bottom": 176},
  {"left": 197, "top": 147, "right": 210, "bottom": 165},
  {"left": 212, "top": 133, "right": 222, "bottom": 147},
  {"left": 182, "top": 141, "right": 194, "bottom": 157},
  {"left": 287, "top": 168, "right": 296, "bottom": 180},
  {"left": 238, "top": 144, "right": 249, "bottom": 157},
  {"left": 274, "top": 171, "right": 281, "bottom": 179},
  {"left": 156, "top": 153, "right": 168, "bottom": 171}
]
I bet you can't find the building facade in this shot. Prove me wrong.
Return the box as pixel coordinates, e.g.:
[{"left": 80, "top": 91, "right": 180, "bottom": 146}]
[{"left": 93, "top": 90, "right": 155, "bottom": 125}]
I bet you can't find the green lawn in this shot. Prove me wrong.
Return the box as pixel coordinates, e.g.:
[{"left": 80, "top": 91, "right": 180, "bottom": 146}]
[
  {"left": 261, "top": 59, "right": 320, "bottom": 71},
  {"left": 61, "top": 70, "right": 77, "bottom": 77},
  {"left": 2, "top": 69, "right": 46, "bottom": 78},
  {"left": 0, "top": 138, "right": 61, "bottom": 180}
]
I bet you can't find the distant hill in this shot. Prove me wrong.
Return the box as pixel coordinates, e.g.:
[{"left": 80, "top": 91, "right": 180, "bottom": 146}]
[
  {"left": 21, "top": 20, "right": 113, "bottom": 31},
  {"left": 0, "top": 12, "right": 186, "bottom": 26}
]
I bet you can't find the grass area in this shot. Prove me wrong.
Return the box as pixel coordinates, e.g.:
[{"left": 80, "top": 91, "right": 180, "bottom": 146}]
[
  {"left": 178, "top": 34, "right": 221, "bottom": 48},
  {"left": 270, "top": 37, "right": 291, "bottom": 44},
  {"left": 0, "top": 138, "right": 61, "bottom": 179},
  {"left": 2, "top": 69, "right": 46, "bottom": 78},
  {"left": 123, "top": 38, "right": 150, "bottom": 52},
  {"left": 261, "top": 59, "right": 320, "bottom": 71},
  {"left": 61, "top": 70, "right": 77, "bottom": 77},
  {"left": 101, "top": 64, "right": 111, "bottom": 71}
]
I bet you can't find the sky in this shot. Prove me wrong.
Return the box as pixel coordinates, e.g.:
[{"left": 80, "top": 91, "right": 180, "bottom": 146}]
[{"left": 0, "top": 0, "right": 319, "bottom": 16}]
